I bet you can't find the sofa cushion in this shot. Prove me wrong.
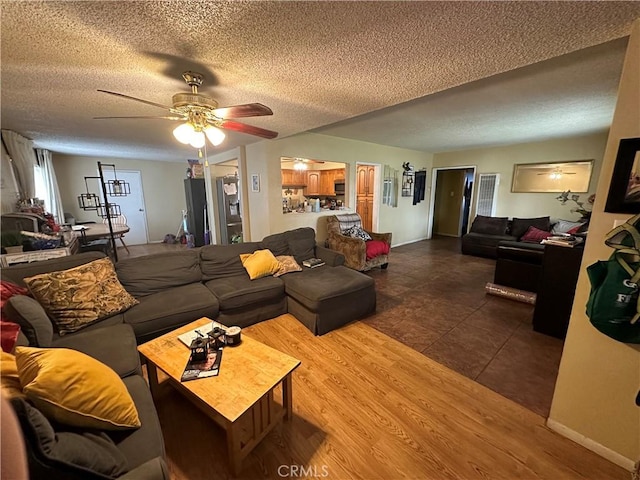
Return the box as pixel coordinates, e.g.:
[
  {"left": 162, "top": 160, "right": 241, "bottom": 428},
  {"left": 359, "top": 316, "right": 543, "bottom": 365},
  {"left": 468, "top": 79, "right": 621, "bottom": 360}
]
[
  {"left": 24, "top": 258, "right": 138, "bottom": 336},
  {"left": 123, "top": 283, "right": 218, "bottom": 343},
  {"left": 4, "top": 295, "right": 54, "bottom": 347},
  {"left": 204, "top": 275, "right": 284, "bottom": 311},
  {"left": 469, "top": 215, "right": 509, "bottom": 235},
  {"left": 15, "top": 346, "right": 141, "bottom": 431},
  {"left": 274, "top": 255, "right": 303, "bottom": 277},
  {"left": 260, "top": 232, "right": 290, "bottom": 256},
  {"left": 10, "top": 397, "right": 130, "bottom": 479},
  {"left": 285, "top": 228, "right": 316, "bottom": 264},
  {"left": 110, "top": 375, "right": 166, "bottom": 470},
  {"left": 240, "top": 249, "right": 281, "bottom": 280},
  {"left": 116, "top": 250, "right": 202, "bottom": 297},
  {"left": 200, "top": 243, "right": 262, "bottom": 281},
  {"left": 283, "top": 266, "right": 375, "bottom": 313},
  {"left": 520, "top": 226, "right": 553, "bottom": 243},
  {"left": 462, "top": 232, "right": 517, "bottom": 247},
  {"left": 51, "top": 324, "right": 141, "bottom": 379},
  {"left": 510, "top": 216, "right": 551, "bottom": 239}
]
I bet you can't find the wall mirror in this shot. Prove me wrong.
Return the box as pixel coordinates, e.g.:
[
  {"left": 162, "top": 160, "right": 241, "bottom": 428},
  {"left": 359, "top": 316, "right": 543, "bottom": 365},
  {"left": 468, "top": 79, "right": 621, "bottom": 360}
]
[{"left": 511, "top": 159, "right": 594, "bottom": 193}]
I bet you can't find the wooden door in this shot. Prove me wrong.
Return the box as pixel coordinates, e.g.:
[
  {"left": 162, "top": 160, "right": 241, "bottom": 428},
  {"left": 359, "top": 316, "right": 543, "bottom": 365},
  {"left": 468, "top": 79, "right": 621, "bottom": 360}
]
[{"left": 356, "top": 165, "right": 374, "bottom": 231}]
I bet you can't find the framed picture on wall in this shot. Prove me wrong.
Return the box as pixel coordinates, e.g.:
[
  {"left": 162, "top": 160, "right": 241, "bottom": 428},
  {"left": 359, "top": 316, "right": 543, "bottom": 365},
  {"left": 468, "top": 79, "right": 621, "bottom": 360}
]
[
  {"left": 605, "top": 137, "right": 640, "bottom": 213},
  {"left": 251, "top": 174, "right": 260, "bottom": 193}
]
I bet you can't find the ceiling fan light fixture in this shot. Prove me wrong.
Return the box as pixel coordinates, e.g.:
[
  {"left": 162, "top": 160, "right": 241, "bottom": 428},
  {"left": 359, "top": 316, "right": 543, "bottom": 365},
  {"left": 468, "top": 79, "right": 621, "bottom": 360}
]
[
  {"left": 204, "top": 125, "right": 226, "bottom": 146},
  {"left": 173, "top": 122, "right": 195, "bottom": 144},
  {"left": 189, "top": 130, "right": 206, "bottom": 149},
  {"left": 293, "top": 160, "right": 307, "bottom": 171}
]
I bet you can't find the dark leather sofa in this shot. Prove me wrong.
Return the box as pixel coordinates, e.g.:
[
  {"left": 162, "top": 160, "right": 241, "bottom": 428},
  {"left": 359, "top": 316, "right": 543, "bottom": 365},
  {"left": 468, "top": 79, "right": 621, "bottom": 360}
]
[{"left": 461, "top": 215, "right": 552, "bottom": 259}]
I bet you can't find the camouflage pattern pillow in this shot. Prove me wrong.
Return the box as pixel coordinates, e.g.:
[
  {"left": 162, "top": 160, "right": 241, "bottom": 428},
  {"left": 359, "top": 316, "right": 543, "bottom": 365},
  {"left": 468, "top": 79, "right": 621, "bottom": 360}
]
[
  {"left": 24, "top": 258, "right": 138, "bottom": 336},
  {"left": 273, "top": 255, "right": 303, "bottom": 277}
]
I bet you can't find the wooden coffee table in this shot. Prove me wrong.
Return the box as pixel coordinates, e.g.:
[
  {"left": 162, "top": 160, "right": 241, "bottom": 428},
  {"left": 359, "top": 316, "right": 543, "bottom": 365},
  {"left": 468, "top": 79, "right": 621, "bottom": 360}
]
[{"left": 137, "top": 317, "right": 301, "bottom": 475}]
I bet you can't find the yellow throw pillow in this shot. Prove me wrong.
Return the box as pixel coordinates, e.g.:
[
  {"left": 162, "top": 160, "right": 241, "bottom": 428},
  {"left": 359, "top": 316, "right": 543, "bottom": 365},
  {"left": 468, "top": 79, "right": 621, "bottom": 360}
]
[
  {"left": 1, "top": 352, "right": 24, "bottom": 399},
  {"left": 239, "top": 249, "right": 281, "bottom": 280},
  {"left": 15, "top": 346, "right": 140, "bottom": 430},
  {"left": 24, "top": 258, "right": 138, "bottom": 335}
]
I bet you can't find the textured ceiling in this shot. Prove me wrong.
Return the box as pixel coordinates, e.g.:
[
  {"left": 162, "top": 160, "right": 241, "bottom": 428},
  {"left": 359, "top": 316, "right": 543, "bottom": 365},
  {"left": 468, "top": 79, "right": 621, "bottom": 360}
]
[{"left": 1, "top": 1, "right": 639, "bottom": 162}]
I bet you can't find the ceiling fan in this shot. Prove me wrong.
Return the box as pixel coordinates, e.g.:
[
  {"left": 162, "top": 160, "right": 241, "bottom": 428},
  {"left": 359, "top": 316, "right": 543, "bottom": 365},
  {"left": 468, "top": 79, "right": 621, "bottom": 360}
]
[
  {"left": 95, "top": 71, "right": 278, "bottom": 148},
  {"left": 281, "top": 157, "right": 325, "bottom": 171}
]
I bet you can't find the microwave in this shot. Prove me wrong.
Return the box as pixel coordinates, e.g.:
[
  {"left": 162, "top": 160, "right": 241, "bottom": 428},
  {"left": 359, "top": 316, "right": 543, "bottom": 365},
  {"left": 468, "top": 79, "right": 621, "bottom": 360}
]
[{"left": 334, "top": 181, "right": 345, "bottom": 195}]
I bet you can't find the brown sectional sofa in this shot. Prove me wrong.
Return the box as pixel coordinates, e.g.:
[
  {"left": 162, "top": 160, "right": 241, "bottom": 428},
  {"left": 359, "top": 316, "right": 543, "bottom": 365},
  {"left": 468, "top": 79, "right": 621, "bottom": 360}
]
[
  {"left": 3, "top": 227, "right": 375, "bottom": 345},
  {"left": 1, "top": 227, "right": 376, "bottom": 479}
]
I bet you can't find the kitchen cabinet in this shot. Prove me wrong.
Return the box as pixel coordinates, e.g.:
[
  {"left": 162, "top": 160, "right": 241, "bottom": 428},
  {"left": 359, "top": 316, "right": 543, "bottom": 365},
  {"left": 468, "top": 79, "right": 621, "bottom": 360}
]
[
  {"left": 357, "top": 165, "right": 375, "bottom": 230},
  {"left": 281, "top": 169, "right": 306, "bottom": 186},
  {"left": 305, "top": 172, "right": 320, "bottom": 195},
  {"left": 319, "top": 170, "right": 334, "bottom": 195}
]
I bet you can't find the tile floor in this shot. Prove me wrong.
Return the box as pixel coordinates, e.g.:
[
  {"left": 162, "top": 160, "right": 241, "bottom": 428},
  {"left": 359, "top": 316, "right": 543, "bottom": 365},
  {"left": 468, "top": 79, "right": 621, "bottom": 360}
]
[
  {"left": 121, "top": 236, "right": 564, "bottom": 417},
  {"left": 363, "top": 236, "right": 565, "bottom": 417}
]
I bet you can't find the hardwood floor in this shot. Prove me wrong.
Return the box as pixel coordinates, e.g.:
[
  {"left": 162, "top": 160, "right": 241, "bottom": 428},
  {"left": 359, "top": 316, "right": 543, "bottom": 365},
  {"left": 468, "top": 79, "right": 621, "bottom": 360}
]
[{"left": 153, "top": 315, "right": 626, "bottom": 479}]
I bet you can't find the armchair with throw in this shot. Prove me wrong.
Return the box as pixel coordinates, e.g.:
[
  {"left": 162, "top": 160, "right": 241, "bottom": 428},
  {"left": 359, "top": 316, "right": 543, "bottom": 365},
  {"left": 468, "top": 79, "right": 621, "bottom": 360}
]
[{"left": 326, "top": 213, "right": 391, "bottom": 271}]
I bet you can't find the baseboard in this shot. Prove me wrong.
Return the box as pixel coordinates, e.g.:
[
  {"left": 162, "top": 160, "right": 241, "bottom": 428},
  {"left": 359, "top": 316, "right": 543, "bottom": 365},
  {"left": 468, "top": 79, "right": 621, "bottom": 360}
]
[
  {"left": 391, "top": 237, "right": 428, "bottom": 248},
  {"left": 546, "top": 418, "right": 637, "bottom": 471}
]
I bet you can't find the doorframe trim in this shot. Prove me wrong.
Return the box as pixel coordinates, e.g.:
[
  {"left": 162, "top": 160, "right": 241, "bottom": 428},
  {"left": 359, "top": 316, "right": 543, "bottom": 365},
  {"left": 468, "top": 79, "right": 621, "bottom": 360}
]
[
  {"left": 98, "top": 168, "right": 149, "bottom": 245},
  {"left": 427, "top": 165, "right": 476, "bottom": 239}
]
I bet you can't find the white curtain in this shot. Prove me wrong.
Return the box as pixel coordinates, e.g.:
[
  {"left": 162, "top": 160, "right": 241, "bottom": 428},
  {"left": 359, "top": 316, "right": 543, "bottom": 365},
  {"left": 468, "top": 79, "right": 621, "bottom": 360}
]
[
  {"left": 35, "top": 149, "right": 65, "bottom": 224},
  {"left": 1, "top": 130, "right": 36, "bottom": 200}
]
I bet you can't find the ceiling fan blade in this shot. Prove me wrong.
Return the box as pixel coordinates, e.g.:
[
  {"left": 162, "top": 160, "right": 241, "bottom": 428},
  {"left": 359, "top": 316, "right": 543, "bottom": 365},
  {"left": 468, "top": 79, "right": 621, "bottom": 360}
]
[
  {"left": 212, "top": 103, "right": 273, "bottom": 119},
  {"left": 97, "top": 90, "right": 175, "bottom": 111},
  {"left": 219, "top": 120, "right": 278, "bottom": 139},
  {"left": 93, "top": 115, "right": 184, "bottom": 120}
]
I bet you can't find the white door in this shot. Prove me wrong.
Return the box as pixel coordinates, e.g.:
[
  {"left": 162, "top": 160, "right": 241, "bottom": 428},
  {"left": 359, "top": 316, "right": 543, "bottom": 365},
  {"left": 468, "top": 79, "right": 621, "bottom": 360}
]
[{"left": 101, "top": 169, "right": 148, "bottom": 245}]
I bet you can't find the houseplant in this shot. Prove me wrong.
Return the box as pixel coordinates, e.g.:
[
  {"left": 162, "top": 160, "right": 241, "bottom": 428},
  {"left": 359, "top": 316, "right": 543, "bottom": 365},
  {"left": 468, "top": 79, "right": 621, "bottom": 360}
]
[{"left": 1, "top": 231, "right": 24, "bottom": 254}]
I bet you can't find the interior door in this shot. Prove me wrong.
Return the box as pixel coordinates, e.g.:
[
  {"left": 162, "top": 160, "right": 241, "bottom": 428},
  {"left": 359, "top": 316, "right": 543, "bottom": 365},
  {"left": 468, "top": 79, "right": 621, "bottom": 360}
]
[{"left": 101, "top": 170, "right": 148, "bottom": 245}]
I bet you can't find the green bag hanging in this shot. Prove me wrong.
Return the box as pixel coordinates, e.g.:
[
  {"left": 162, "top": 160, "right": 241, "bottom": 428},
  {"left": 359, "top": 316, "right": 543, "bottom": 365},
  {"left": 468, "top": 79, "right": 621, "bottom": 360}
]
[
  {"left": 586, "top": 251, "right": 640, "bottom": 343},
  {"left": 586, "top": 213, "right": 640, "bottom": 344}
]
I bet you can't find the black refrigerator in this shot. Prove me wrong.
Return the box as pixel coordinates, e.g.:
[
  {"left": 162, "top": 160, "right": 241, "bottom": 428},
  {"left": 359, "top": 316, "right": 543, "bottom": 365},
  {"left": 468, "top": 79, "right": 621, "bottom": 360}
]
[
  {"left": 216, "top": 176, "right": 243, "bottom": 244},
  {"left": 184, "top": 178, "right": 206, "bottom": 247}
]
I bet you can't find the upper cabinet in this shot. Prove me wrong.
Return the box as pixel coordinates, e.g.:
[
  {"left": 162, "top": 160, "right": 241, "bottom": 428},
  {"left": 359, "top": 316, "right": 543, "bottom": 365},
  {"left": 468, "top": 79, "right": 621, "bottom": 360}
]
[{"left": 281, "top": 169, "right": 307, "bottom": 186}]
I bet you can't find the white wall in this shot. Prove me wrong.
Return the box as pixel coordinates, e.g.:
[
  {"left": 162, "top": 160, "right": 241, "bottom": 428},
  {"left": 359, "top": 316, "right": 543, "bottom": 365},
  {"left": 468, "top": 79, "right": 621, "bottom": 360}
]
[
  {"left": 549, "top": 19, "right": 640, "bottom": 469},
  {"left": 53, "top": 154, "right": 188, "bottom": 242},
  {"left": 433, "top": 132, "right": 608, "bottom": 222},
  {"left": 244, "top": 133, "right": 433, "bottom": 245}
]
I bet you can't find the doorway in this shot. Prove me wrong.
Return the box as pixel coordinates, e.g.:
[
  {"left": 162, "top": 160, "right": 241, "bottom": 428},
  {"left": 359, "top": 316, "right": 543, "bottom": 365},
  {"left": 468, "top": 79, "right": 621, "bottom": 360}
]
[
  {"left": 100, "top": 170, "right": 148, "bottom": 245},
  {"left": 355, "top": 163, "right": 380, "bottom": 231},
  {"left": 428, "top": 166, "right": 476, "bottom": 238}
]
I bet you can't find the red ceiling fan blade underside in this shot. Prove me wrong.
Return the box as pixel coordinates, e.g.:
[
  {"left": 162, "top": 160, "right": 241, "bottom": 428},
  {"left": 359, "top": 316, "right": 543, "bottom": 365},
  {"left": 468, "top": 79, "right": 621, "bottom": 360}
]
[
  {"left": 212, "top": 103, "right": 273, "bottom": 119},
  {"left": 219, "top": 120, "right": 278, "bottom": 139}
]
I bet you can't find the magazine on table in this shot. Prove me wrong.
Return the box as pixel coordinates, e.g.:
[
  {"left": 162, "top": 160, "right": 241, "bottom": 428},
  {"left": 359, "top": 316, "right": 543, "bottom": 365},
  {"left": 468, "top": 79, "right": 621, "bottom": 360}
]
[{"left": 180, "top": 347, "right": 223, "bottom": 382}]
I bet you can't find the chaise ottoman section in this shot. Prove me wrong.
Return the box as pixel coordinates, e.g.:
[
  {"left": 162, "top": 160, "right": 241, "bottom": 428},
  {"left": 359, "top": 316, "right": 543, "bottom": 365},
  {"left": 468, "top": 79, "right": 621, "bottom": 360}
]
[{"left": 283, "top": 265, "right": 376, "bottom": 335}]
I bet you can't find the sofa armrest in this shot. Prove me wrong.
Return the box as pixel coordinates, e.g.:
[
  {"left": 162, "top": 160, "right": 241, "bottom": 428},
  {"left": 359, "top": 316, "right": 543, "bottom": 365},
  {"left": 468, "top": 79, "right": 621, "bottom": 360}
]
[
  {"left": 52, "top": 324, "right": 142, "bottom": 378},
  {"left": 118, "top": 457, "right": 170, "bottom": 480},
  {"left": 326, "top": 234, "right": 366, "bottom": 271},
  {"left": 4, "top": 296, "right": 54, "bottom": 347},
  {"left": 368, "top": 231, "right": 392, "bottom": 245},
  {"left": 315, "top": 244, "right": 345, "bottom": 267}
]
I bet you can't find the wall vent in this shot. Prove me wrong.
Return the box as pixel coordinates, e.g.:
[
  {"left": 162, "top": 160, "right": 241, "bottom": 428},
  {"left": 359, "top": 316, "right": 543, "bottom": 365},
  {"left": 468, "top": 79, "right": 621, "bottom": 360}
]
[{"left": 476, "top": 173, "right": 499, "bottom": 217}]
